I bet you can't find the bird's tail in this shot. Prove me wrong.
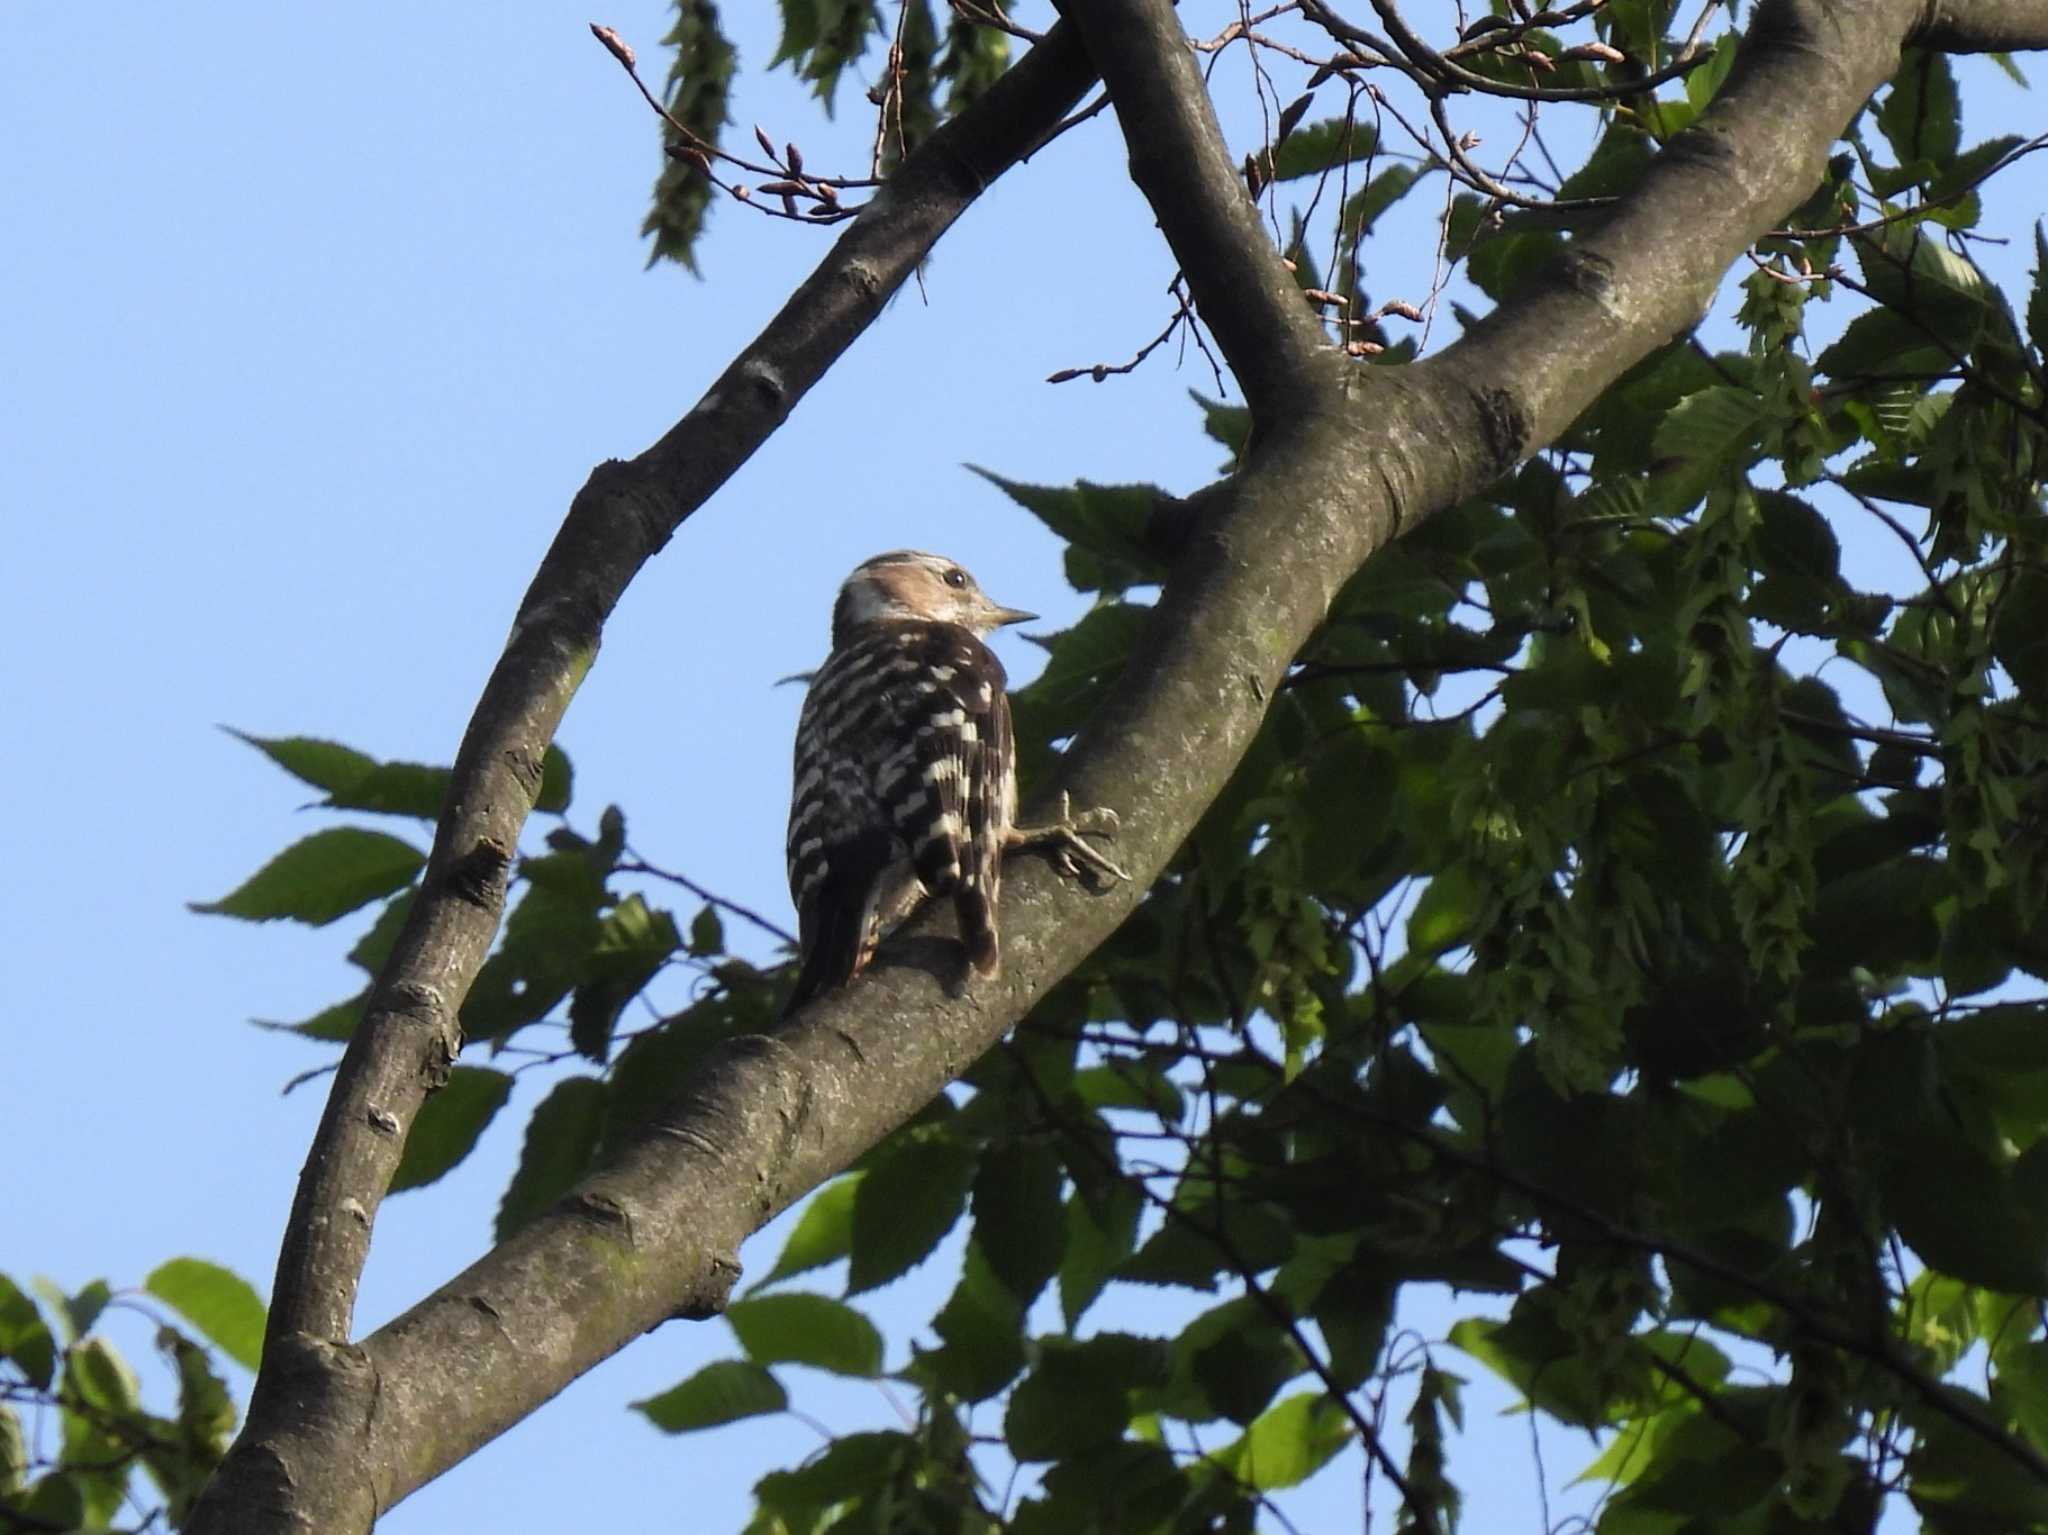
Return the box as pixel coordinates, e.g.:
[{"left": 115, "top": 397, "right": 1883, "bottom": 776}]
[{"left": 783, "top": 870, "right": 878, "bottom": 1018}]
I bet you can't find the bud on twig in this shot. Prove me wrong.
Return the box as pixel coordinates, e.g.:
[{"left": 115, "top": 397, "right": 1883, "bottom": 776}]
[
  {"left": 787, "top": 143, "right": 804, "bottom": 175},
  {"left": 590, "top": 24, "right": 635, "bottom": 69},
  {"left": 755, "top": 124, "right": 778, "bottom": 160}
]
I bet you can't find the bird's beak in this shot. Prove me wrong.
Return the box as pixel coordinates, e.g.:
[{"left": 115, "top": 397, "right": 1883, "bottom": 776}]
[{"left": 991, "top": 604, "right": 1037, "bottom": 628}]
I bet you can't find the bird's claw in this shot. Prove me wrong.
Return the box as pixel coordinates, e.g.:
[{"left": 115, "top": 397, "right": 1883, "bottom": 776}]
[{"left": 1015, "top": 792, "right": 1130, "bottom": 889}]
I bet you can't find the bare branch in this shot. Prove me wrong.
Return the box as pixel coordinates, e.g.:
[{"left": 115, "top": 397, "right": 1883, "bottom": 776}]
[{"left": 1056, "top": 0, "right": 1336, "bottom": 420}]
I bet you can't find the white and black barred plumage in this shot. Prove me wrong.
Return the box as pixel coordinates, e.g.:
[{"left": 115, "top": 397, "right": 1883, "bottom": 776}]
[{"left": 784, "top": 551, "right": 1127, "bottom": 1015}]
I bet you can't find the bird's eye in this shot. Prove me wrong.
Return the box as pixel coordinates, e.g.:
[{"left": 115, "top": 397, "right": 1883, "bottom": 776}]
[{"left": 943, "top": 568, "right": 968, "bottom": 589}]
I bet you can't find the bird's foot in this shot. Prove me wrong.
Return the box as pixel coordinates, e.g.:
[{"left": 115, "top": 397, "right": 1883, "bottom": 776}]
[{"left": 1007, "top": 792, "right": 1130, "bottom": 889}]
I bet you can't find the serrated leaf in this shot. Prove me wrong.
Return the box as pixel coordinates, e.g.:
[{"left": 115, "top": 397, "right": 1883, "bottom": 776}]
[
  {"left": 1210, "top": 1392, "right": 1354, "bottom": 1491},
  {"left": 1877, "top": 49, "right": 1960, "bottom": 169},
  {"left": 145, "top": 1260, "right": 266, "bottom": 1373},
  {"left": 2028, "top": 220, "right": 2048, "bottom": 361},
  {"left": 1060, "top": 1184, "right": 1140, "bottom": 1328},
  {"left": 753, "top": 1175, "right": 861, "bottom": 1291},
  {"left": 847, "top": 1133, "right": 976, "bottom": 1294},
  {"left": 635, "top": 1359, "right": 787, "bottom": 1433},
  {"left": 725, "top": 1292, "right": 883, "bottom": 1377},
  {"left": 971, "top": 1142, "right": 1065, "bottom": 1306},
  {"left": 251, "top": 995, "right": 362, "bottom": 1043},
  {"left": 972, "top": 470, "right": 1168, "bottom": 592},
  {"left": 1994, "top": 568, "right": 2048, "bottom": 701},
  {"left": 918, "top": 1243, "right": 1026, "bottom": 1403},
  {"left": 1816, "top": 306, "right": 1958, "bottom": 380},
  {"left": 1650, "top": 386, "right": 1766, "bottom": 473},
  {"left": 644, "top": 0, "right": 736, "bottom": 273},
  {"left": 227, "top": 731, "right": 378, "bottom": 795},
  {"left": 192, "top": 828, "right": 425, "bottom": 927},
  {"left": 756, "top": 1431, "right": 908, "bottom": 1522},
  {"left": 1006, "top": 1336, "right": 1167, "bottom": 1462},
  {"left": 390, "top": 1067, "right": 514, "bottom": 1193},
  {"left": 1269, "top": 117, "right": 1378, "bottom": 182},
  {"left": 495, "top": 1076, "right": 607, "bottom": 1240}
]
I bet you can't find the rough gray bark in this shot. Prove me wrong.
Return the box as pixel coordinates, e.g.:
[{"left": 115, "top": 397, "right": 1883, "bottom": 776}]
[{"left": 190, "top": 1, "right": 2048, "bottom": 1529}]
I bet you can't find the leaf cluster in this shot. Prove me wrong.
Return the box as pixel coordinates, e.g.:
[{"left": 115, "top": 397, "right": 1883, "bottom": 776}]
[
  {"left": 0, "top": 1263, "right": 263, "bottom": 1532},
  {"left": 184, "top": 24, "right": 2048, "bottom": 1535}
]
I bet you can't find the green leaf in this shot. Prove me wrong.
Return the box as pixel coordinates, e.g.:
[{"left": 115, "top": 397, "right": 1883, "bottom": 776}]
[
  {"left": 1190, "top": 1316, "right": 1299, "bottom": 1425},
  {"left": 2027, "top": 220, "right": 2048, "bottom": 362},
  {"left": 227, "top": 730, "right": 461, "bottom": 817},
  {"left": 227, "top": 731, "right": 377, "bottom": 795},
  {"left": 1269, "top": 117, "right": 1378, "bottom": 182},
  {"left": 971, "top": 1142, "right": 1066, "bottom": 1306},
  {"left": 251, "top": 994, "right": 362, "bottom": 1043},
  {"left": 0, "top": 1404, "right": 24, "bottom": 1496},
  {"left": 725, "top": 1292, "right": 883, "bottom": 1378},
  {"left": 536, "top": 744, "right": 573, "bottom": 815},
  {"left": 1906, "top": 1394, "right": 2048, "bottom": 1527},
  {"left": 634, "top": 1359, "right": 787, "bottom": 1433},
  {"left": 916, "top": 1243, "right": 1027, "bottom": 1403},
  {"left": 1748, "top": 490, "right": 1841, "bottom": 629},
  {"left": 1060, "top": 1183, "right": 1141, "bottom": 1328},
  {"left": 847, "top": 1132, "right": 976, "bottom": 1294},
  {"left": 37, "top": 1279, "right": 110, "bottom": 1341},
  {"left": 753, "top": 1175, "right": 861, "bottom": 1291},
  {"left": 1408, "top": 865, "right": 1482, "bottom": 954},
  {"left": 0, "top": 1275, "right": 56, "bottom": 1390},
  {"left": 1993, "top": 568, "right": 2048, "bottom": 701},
  {"left": 972, "top": 470, "right": 1169, "bottom": 594},
  {"left": 1646, "top": 386, "right": 1765, "bottom": 514},
  {"left": 494, "top": 1076, "right": 607, "bottom": 1240},
  {"left": 390, "top": 1067, "right": 514, "bottom": 1193},
  {"left": 1006, "top": 1335, "right": 1168, "bottom": 1461},
  {"left": 568, "top": 894, "right": 681, "bottom": 1064},
  {"left": 193, "top": 828, "right": 424, "bottom": 926},
  {"left": 1852, "top": 223, "right": 1990, "bottom": 337},
  {"left": 1877, "top": 49, "right": 1961, "bottom": 169},
  {"left": 643, "top": 0, "right": 736, "bottom": 273},
  {"left": 144, "top": 1260, "right": 265, "bottom": 1372},
  {"left": 1816, "top": 306, "right": 1957, "bottom": 381},
  {"left": 1210, "top": 1392, "right": 1354, "bottom": 1491},
  {"left": 755, "top": 1432, "right": 908, "bottom": 1525}
]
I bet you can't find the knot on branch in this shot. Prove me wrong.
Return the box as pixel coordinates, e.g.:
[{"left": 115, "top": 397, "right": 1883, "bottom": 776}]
[
  {"left": 672, "top": 1252, "right": 744, "bottom": 1321},
  {"left": 566, "top": 1190, "right": 635, "bottom": 1243},
  {"left": 441, "top": 839, "right": 512, "bottom": 912},
  {"left": 1471, "top": 385, "right": 1529, "bottom": 473}
]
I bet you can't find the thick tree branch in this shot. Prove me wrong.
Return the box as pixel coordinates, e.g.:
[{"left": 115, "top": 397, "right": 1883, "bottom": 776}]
[
  {"left": 1055, "top": 0, "right": 1334, "bottom": 421},
  {"left": 195, "top": 1, "right": 2048, "bottom": 1528},
  {"left": 1914, "top": 0, "right": 2048, "bottom": 49},
  {"left": 188, "top": 25, "right": 1097, "bottom": 1535}
]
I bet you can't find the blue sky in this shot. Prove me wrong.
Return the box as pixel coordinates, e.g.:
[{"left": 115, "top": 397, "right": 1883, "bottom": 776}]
[{"left": 4, "top": 4, "right": 2037, "bottom": 1530}]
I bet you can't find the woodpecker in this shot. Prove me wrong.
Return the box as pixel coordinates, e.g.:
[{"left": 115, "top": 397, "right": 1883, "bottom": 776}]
[{"left": 784, "top": 550, "right": 1127, "bottom": 1015}]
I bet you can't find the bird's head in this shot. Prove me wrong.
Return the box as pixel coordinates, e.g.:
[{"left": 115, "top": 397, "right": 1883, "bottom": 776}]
[{"left": 831, "top": 550, "right": 1036, "bottom": 645}]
